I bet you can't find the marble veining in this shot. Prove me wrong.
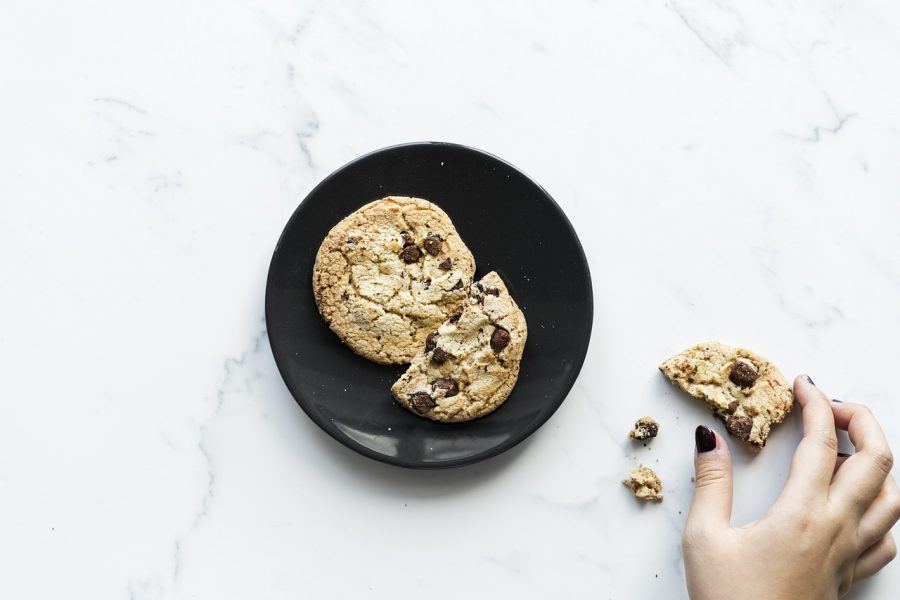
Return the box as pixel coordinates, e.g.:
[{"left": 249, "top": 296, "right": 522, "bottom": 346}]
[{"left": 1, "top": 1, "right": 898, "bottom": 599}]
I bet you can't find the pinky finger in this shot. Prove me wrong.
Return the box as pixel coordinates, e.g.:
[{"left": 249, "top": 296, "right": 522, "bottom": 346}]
[{"left": 853, "top": 533, "right": 897, "bottom": 583}]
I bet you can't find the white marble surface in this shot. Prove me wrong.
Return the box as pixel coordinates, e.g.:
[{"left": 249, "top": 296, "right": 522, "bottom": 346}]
[{"left": 2, "top": 1, "right": 899, "bottom": 598}]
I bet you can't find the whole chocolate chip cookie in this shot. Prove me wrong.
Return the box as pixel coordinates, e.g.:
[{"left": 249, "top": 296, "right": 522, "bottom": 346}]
[
  {"left": 391, "top": 271, "right": 528, "bottom": 422},
  {"left": 659, "top": 342, "right": 793, "bottom": 448},
  {"left": 312, "top": 196, "right": 476, "bottom": 364}
]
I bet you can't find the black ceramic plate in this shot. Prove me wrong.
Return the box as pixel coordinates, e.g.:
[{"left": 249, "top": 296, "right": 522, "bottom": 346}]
[{"left": 266, "top": 142, "right": 592, "bottom": 469}]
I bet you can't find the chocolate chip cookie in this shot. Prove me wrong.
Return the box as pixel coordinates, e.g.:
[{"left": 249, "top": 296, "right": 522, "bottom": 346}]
[
  {"left": 391, "top": 271, "right": 527, "bottom": 422},
  {"left": 659, "top": 342, "right": 793, "bottom": 448},
  {"left": 313, "top": 196, "right": 476, "bottom": 364}
]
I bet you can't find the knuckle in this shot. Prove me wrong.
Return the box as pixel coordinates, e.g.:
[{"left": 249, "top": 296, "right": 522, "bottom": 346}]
[
  {"left": 780, "top": 504, "right": 828, "bottom": 539},
  {"left": 794, "top": 513, "right": 817, "bottom": 534},
  {"left": 870, "top": 447, "right": 895, "bottom": 476},
  {"left": 695, "top": 465, "right": 730, "bottom": 489},
  {"left": 887, "top": 492, "right": 900, "bottom": 525},
  {"left": 838, "top": 575, "right": 853, "bottom": 596},
  {"left": 810, "top": 427, "right": 839, "bottom": 452},
  {"left": 886, "top": 536, "right": 897, "bottom": 563}
]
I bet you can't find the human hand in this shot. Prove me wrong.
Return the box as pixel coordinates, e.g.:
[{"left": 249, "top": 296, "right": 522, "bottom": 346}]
[{"left": 682, "top": 376, "right": 898, "bottom": 599}]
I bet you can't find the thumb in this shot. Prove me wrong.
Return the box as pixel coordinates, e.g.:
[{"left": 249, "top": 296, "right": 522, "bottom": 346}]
[{"left": 687, "top": 425, "right": 734, "bottom": 529}]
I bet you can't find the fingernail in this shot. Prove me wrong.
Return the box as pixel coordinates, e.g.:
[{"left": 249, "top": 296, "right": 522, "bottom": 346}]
[
  {"left": 838, "top": 452, "right": 851, "bottom": 458},
  {"left": 804, "top": 375, "right": 815, "bottom": 385},
  {"left": 695, "top": 425, "right": 716, "bottom": 453},
  {"left": 832, "top": 398, "right": 843, "bottom": 403}
]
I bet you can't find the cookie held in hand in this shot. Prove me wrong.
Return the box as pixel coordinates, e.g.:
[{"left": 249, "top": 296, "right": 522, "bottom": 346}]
[{"left": 659, "top": 342, "right": 793, "bottom": 448}]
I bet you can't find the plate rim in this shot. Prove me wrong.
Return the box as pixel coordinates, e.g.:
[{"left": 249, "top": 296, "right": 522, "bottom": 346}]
[{"left": 265, "top": 141, "right": 594, "bottom": 469}]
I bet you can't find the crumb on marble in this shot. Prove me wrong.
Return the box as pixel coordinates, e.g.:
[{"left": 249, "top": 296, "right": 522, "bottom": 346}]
[
  {"left": 628, "top": 416, "right": 660, "bottom": 441},
  {"left": 622, "top": 465, "right": 664, "bottom": 502}
]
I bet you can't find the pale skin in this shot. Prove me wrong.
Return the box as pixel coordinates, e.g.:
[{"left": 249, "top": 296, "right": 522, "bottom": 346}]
[{"left": 683, "top": 375, "right": 899, "bottom": 599}]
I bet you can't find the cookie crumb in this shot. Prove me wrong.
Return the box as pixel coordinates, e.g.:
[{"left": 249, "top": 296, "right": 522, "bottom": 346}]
[
  {"left": 622, "top": 465, "right": 664, "bottom": 502},
  {"left": 628, "top": 416, "right": 660, "bottom": 440}
]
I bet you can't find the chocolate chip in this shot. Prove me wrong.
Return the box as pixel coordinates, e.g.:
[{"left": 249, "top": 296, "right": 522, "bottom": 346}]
[
  {"left": 448, "top": 308, "right": 463, "bottom": 324},
  {"left": 490, "top": 327, "right": 511, "bottom": 351},
  {"left": 449, "top": 279, "right": 464, "bottom": 291},
  {"left": 727, "top": 400, "right": 739, "bottom": 413},
  {"left": 729, "top": 360, "right": 758, "bottom": 388},
  {"left": 483, "top": 287, "right": 499, "bottom": 296},
  {"left": 431, "top": 347, "right": 453, "bottom": 364},
  {"left": 433, "top": 378, "right": 459, "bottom": 398},
  {"left": 340, "top": 291, "right": 350, "bottom": 301},
  {"left": 401, "top": 231, "right": 414, "bottom": 247},
  {"left": 424, "top": 332, "right": 438, "bottom": 352},
  {"left": 408, "top": 392, "right": 435, "bottom": 414},
  {"left": 726, "top": 415, "right": 753, "bottom": 440},
  {"left": 438, "top": 259, "right": 452, "bottom": 270},
  {"left": 399, "top": 245, "right": 421, "bottom": 263},
  {"left": 422, "top": 234, "right": 442, "bottom": 256}
]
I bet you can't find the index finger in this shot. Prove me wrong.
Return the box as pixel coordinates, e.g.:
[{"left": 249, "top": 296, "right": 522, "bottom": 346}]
[
  {"left": 829, "top": 401, "right": 894, "bottom": 512},
  {"left": 779, "top": 375, "right": 838, "bottom": 505}
]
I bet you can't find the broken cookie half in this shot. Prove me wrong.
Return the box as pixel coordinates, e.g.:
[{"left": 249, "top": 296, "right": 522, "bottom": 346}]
[
  {"left": 391, "top": 271, "right": 527, "bottom": 423},
  {"left": 659, "top": 342, "right": 793, "bottom": 448}
]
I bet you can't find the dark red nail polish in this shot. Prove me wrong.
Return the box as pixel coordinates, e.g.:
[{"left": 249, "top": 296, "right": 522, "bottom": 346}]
[
  {"left": 832, "top": 398, "right": 843, "bottom": 403},
  {"left": 805, "top": 375, "right": 815, "bottom": 385},
  {"left": 695, "top": 425, "right": 716, "bottom": 453},
  {"left": 838, "top": 452, "right": 851, "bottom": 458}
]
